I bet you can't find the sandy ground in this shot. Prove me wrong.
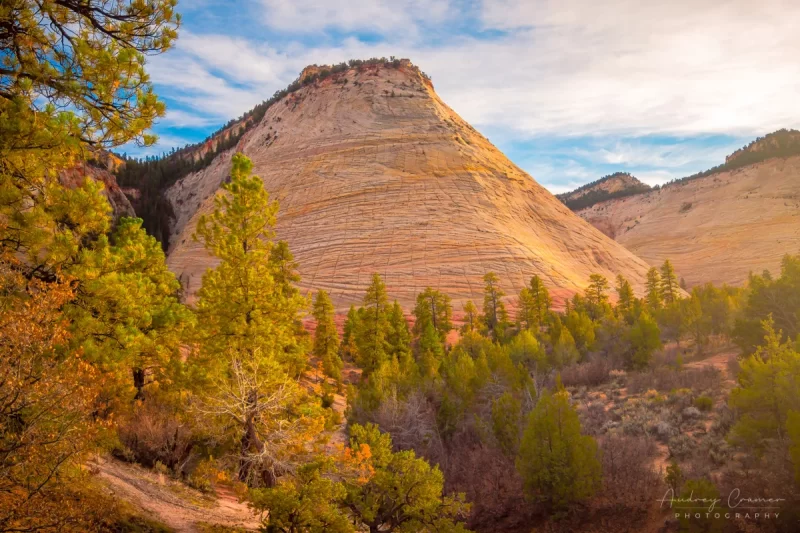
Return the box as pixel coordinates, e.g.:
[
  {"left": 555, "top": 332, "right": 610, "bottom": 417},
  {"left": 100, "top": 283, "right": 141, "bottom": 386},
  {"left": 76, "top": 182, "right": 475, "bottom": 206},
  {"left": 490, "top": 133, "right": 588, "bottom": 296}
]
[{"left": 94, "top": 457, "right": 262, "bottom": 532}]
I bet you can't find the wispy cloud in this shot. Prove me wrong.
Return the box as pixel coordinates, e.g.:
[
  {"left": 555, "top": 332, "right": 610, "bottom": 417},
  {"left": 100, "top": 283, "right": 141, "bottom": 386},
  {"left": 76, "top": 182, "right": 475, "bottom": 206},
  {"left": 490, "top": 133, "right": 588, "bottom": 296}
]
[{"left": 137, "top": 0, "right": 800, "bottom": 192}]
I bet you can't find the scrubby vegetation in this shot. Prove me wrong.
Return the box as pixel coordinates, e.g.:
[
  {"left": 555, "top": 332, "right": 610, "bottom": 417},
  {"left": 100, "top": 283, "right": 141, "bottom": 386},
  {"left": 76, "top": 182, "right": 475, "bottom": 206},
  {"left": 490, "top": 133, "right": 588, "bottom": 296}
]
[{"left": 2, "top": 2, "right": 799, "bottom": 532}]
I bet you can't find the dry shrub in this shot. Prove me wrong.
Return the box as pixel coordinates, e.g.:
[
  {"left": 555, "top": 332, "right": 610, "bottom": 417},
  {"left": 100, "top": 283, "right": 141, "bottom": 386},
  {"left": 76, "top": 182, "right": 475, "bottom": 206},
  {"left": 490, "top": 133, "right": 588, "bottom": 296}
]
[
  {"left": 627, "top": 366, "right": 720, "bottom": 394},
  {"left": 116, "top": 400, "right": 194, "bottom": 473},
  {"left": 599, "top": 435, "right": 661, "bottom": 511},
  {"left": 560, "top": 355, "right": 611, "bottom": 388},
  {"left": 444, "top": 433, "right": 537, "bottom": 532}
]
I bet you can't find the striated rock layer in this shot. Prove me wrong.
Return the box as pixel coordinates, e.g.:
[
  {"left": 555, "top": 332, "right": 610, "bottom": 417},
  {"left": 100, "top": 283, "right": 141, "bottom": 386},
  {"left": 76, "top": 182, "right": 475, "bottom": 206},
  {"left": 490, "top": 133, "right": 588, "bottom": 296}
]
[
  {"left": 576, "top": 156, "right": 800, "bottom": 287},
  {"left": 166, "top": 61, "right": 652, "bottom": 310}
]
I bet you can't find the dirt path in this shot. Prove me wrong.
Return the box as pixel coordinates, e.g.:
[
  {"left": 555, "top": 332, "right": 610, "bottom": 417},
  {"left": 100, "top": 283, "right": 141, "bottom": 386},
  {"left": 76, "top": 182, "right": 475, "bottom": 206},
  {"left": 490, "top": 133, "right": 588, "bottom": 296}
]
[
  {"left": 684, "top": 349, "right": 737, "bottom": 387},
  {"left": 94, "top": 457, "right": 262, "bottom": 532}
]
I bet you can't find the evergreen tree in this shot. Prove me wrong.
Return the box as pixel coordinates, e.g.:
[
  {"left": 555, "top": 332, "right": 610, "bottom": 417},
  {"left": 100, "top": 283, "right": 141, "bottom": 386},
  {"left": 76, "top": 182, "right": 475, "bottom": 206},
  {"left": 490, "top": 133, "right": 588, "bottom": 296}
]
[
  {"left": 660, "top": 259, "right": 680, "bottom": 305},
  {"left": 354, "top": 273, "right": 391, "bottom": 376},
  {"left": 585, "top": 273, "right": 610, "bottom": 318},
  {"left": 194, "top": 154, "right": 321, "bottom": 486},
  {"left": 387, "top": 301, "right": 413, "bottom": 366},
  {"left": 460, "top": 300, "right": 479, "bottom": 334},
  {"left": 412, "top": 287, "right": 453, "bottom": 344},
  {"left": 516, "top": 389, "right": 601, "bottom": 509},
  {"left": 417, "top": 320, "right": 445, "bottom": 379},
  {"left": 528, "top": 275, "right": 552, "bottom": 329},
  {"left": 341, "top": 305, "right": 360, "bottom": 362},
  {"left": 645, "top": 267, "right": 663, "bottom": 311},
  {"left": 615, "top": 274, "right": 635, "bottom": 320},
  {"left": 628, "top": 311, "right": 662, "bottom": 369},
  {"left": 482, "top": 272, "right": 509, "bottom": 341},
  {"left": 345, "top": 424, "right": 472, "bottom": 532},
  {"left": 313, "top": 290, "right": 342, "bottom": 383}
]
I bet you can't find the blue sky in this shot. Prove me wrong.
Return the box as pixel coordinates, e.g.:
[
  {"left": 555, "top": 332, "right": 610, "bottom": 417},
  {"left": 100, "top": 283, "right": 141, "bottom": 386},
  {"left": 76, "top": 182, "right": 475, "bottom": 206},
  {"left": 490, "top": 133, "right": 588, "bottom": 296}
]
[{"left": 129, "top": 0, "right": 800, "bottom": 193}]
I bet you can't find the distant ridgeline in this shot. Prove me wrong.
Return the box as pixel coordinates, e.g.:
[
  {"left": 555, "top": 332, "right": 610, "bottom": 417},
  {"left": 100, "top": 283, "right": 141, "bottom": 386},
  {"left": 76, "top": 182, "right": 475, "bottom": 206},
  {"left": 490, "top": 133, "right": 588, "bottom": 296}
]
[
  {"left": 660, "top": 128, "right": 800, "bottom": 187},
  {"left": 113, "top": 57, "right": 426, "bottom": 249},
  {"left": 559, "top": 129, "right": 800, "bottom": 212},
  {"left": 557, "top": 172, "right": 651, "bottom": 211}
]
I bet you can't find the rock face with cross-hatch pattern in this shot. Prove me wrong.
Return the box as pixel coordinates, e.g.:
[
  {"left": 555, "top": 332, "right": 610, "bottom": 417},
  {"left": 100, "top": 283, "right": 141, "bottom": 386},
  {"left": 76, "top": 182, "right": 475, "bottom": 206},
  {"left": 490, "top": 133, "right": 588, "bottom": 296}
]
[{"left": 165, "top": 61, "right": 652, "bottom": 312}]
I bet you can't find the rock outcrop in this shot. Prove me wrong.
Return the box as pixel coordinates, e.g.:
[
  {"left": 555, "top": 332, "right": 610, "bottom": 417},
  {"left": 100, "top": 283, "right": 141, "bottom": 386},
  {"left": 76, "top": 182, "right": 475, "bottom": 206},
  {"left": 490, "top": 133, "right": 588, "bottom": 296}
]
[
  {"left": 574, "top": 155, "right": 800, "bottom": 287},
  {"left": 165, "top": 61, "right": 652, "bottom": 310},
  {"left": 60, "top": 159, "right": 136, "bottom": 221}
]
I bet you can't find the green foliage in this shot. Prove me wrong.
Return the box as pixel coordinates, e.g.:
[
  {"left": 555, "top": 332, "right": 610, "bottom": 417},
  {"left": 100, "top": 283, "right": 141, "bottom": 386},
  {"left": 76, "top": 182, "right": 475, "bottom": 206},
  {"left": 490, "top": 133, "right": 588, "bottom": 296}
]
[
  {"left": 665, "top": 460, "right": 683, "bottom": 493},
  {"left": 482, "top": 272, "right": 509, "bottom": 341},
  {"left": 677, "top": 479, "right": 724, "bottom": 533},
  {"left": 346, "top": 424, "right": 472, "bottom": 532},
  {"left": 312, "top": 290, "right": 342, "bottom": 383},
  {"left": 517, "top": 275, "right": 551, "bottom": 331},
  {"left": 628, "top": 312, "right": 662, "bottom": 369},
  {"left": 413, "top": 287, "right": 453, "bottom": 344},
  {"left": 491, "top": 392, "right": 522, "bottom": 456},
  {"left": 564, "top": 309, "right": 596, "bottom": 357},
  {"left": 193, "top": 154, "right": 321, "bottom": 485},
  {"left": 354, "top": 274, "right": 391, "bottom": 376},
  {"left": 250, "top": 459, "right": 353, "bottom": 533},
  {"left": 733, "top": 254, "right": 800, "bottom": 354},
  {"left": 615, "top": 274, "right": 636, "bottom": 321},
  {"left": 646, "top": 267, "right": 663, "bottom": 311},
  {"left": 417, "top": 320, "right": 445, "bottom": 380},
  {"left": 460, "top": 300, "right": 479, "bottom": 334},
  {"left": 516, "top": 390, "right": 601, "bottom": 509},
  {"left": 585, "top": 274, "right": 610, "bottom": 318},
  {"left": 728, "top": 318, "right": 800, "bottom": 452},
  {"left": 694, "top": 395, "right": 713, "bottom": 412},
  {"left": 660, "top": 260, "right": 680, "bottom": 305}
]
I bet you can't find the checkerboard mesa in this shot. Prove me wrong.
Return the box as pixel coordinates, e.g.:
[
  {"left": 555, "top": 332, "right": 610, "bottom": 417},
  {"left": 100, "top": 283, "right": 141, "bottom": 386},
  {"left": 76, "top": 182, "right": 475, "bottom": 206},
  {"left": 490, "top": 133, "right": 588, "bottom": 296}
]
[{"left": 150, "top": 59, "right": 653, "bottom": 311}]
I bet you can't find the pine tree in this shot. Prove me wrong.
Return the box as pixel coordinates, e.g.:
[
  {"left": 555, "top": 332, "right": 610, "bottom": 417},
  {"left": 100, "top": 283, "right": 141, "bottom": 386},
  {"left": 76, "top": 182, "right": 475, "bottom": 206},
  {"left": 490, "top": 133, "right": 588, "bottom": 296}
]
[
  {"left": 412, "top": 287, "right": 453, "bottom": 344},
  {"left": 585, "top": 274, "right": 610, "bottom": 317},
  {"left": 417, "top": 320, "right": 445, "bottom": 379},
  {"left": 615, "top": 274, "right": 635, "bottom": 320},
  {"left": 387, "top": 301, "right": 413, "bottom": 366},
  {"left": 516, "top": 389, "right": 601, "bottom": 509},
  {"left": 628, "top": 311, "right": 662, "bottom": 369},
  {"left": 194, "top": 153, "right": 321, "bottom": 485},
  {"left": 646, "top": 267, "right": 663, "bottom": 311},
  {"left": 313, "top": 290, "right": 342, "bottom": 383},
  {"left": 528, "top": 275, "right": 552, "bottom": 329},
  {"left": 482, "top": 272, "right": 509, "bottom": 341},
  {"left": 660, "top": 259, "right": 680, "bottom": 305},
  {"left": 341, "top": 305, "right": 360, "bottom": 362},
  {"left": 460, "top": 300, "right": 479, "bottom": 334},
  {"left": 354, "top": 273, "right": 391, "bottom": 376}
]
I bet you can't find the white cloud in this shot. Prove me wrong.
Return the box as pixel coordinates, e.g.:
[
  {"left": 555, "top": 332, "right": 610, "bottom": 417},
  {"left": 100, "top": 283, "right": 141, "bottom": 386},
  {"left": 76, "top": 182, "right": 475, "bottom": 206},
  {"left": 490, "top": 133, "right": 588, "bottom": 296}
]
[
  {"left": 572, "top": 140, "right": 742, "bottom": 169},
  {"left": 141, "top": 0, "right": 800, "bottom": 193},
  {"left": 259, "top": 0, "right": 452, "bottom": 33}
]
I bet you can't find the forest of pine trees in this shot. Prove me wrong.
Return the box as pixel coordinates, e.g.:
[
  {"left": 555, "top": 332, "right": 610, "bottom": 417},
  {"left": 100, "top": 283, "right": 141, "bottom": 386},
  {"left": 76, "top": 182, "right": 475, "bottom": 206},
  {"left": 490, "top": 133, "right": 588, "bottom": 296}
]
[{"left": 2, "top": 1, "right": 800, "bottom": 532}]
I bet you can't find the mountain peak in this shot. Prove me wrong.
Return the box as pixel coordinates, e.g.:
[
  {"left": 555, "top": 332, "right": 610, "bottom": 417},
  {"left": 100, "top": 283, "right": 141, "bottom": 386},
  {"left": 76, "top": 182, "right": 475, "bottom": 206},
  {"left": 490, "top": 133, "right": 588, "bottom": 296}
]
[
  {"left": 161, "top": 57, "right": 651, "bottom": 309},
  {"left": 558, "top": 172, "right": 651, "bottom": 211}
]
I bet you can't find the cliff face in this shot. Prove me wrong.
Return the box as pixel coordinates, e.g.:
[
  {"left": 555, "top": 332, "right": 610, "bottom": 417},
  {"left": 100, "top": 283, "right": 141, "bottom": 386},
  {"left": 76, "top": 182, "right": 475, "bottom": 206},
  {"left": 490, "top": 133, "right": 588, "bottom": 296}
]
[
  {"left": 576, "top": 156, "right": 800, "bottom": 287},
  {"left": 60, "top": 160, "right": 136, "bottom": 221},
  {"left": 165, "top": 61, "right": 652, "bottom": 310}
]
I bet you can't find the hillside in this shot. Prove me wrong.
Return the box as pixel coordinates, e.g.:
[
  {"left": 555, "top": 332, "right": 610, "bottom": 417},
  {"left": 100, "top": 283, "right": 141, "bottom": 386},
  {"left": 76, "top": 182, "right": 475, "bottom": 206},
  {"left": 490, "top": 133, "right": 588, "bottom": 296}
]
[
  {"left": 557, "top": 172, "right": 651, "bottom": 210},
  {"left": 156, "top": 59, "right": 652, "bottom": 310},
  {"left": 573, "top": 142, "right": 800, "bottom": 287}
]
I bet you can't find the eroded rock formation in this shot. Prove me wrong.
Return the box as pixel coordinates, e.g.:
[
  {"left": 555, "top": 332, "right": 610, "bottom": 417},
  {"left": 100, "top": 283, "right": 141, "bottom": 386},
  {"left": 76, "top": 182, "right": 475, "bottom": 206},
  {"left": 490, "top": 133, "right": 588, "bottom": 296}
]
[{"left": 165, "top": 61, "right": 652, "bottom": 310}]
